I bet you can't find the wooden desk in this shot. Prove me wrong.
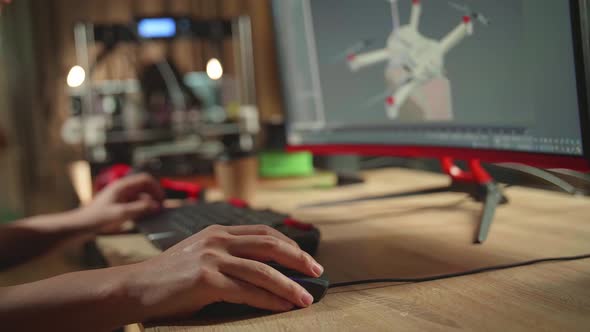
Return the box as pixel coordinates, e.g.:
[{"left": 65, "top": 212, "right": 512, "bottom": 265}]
[{"left": 96, "top": 168, "right": 590, "bottom": 332}]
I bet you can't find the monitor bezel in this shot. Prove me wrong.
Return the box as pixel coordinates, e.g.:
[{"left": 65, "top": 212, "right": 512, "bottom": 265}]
[{"left": 279, "top": 0, "right": 590, "bottom": 171}]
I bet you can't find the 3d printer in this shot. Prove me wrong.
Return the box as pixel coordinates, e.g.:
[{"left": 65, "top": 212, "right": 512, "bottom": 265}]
[{"left": 63, "top": 16, "right": 259, "bottom": 178}]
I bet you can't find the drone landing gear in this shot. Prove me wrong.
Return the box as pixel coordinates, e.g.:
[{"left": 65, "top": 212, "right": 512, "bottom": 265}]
[
  {"left": 301, "top": 157, "right": 507, "bottom": 244},
  {"left": 439, "top": 158, "right": 508, "bottom": 243}
]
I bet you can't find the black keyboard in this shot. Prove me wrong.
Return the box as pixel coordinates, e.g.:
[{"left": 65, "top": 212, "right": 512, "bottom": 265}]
[{"left": 136, "top": 201, "right": 321, "bottom": 255}]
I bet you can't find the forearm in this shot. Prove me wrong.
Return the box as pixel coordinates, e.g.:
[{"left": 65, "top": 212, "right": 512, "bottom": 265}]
[
  {"left": 0, "top": 209, "right": 93, "bottom": 269},
  {"left": 0, "top": 265, "right": 146, "bottom": 332}
]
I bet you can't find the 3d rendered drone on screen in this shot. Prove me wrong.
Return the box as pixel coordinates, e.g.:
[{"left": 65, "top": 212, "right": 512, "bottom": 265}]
[{"left": 343, "top": 0, "right": 490, "bottom": 121}]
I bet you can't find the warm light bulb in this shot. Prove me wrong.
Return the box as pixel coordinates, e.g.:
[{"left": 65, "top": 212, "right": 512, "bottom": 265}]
[
  {"left": 67, "top": 65, "right": 86, "bottom": 88},
  {"left": 206, "top": 58, "right": 223, "bottom": 80}
]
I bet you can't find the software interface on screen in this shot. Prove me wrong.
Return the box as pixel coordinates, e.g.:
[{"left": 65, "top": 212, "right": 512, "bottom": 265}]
[{"left": 274, "top": 0, "right": 584, "bottom": 156}]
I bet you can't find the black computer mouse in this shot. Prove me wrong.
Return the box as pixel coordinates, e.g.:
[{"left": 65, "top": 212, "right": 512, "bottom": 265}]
[
  {"left": 268, "top": 262, "right": 330, "bottom": 302},
  {"left": 199, "top": 263, "right": 329, "bottom": 317}
]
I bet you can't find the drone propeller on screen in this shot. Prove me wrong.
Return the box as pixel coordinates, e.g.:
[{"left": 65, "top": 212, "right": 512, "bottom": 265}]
[
  {"left": 364, "top": 77, "right": 414, "bottom": 108},
  {"left": 364, "top": 89, "right": 394, "bottom": 108},
  {"left": 386, "top": 0, "right": 401, "bottom": 30},
  {"left": 331, "top": 39, "right": 374, "bottom": 63},
  {"left": 448, "top": 1, "right": 490, "bottom": 25}
]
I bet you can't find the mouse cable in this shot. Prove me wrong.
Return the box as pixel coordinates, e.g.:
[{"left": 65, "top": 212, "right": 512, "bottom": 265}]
[{"left": 329, "top": 253, "right": 590, "bottom": 288}]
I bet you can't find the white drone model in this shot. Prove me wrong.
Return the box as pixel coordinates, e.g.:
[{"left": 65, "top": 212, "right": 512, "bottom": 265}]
[{"left": 345, "top": 0, "right": 489, "bottom": 119}]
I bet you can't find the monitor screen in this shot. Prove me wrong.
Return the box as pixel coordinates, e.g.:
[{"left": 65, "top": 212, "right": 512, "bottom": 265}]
[
  {"left": 137, "top": 18, "right": 177, "bottom": 39},
  {"left": 273, "top": 0, "right": 589, "bottom": 165}
]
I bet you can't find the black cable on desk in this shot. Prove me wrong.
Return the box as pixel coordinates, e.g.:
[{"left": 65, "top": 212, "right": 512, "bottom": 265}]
[{"left": 329, "top": 253, "right": 590, "bottom": 288}]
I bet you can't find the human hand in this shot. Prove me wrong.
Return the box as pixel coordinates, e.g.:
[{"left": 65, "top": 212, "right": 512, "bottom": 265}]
[
  {"left": 78, "top": 173, "right": 164, "bottom": 233},
  {"left": 122, "top": 225, "right": 324, "bottom": 320}
]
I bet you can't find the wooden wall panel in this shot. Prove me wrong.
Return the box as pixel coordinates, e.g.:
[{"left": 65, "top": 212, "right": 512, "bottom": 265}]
[
  {"left": 133, "top": 0, "right": 166, "bottom": 16},
  {"left": 248, "top": 0, "right": 283, "bottom": 121},
  {"left": 169, "top": 0, "right": 195, "bottom": 73},
  {"left": 101, "top": 0, "right": 136, "bottom": 80}
]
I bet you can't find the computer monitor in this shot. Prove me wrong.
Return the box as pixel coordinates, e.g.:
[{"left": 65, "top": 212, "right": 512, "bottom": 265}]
[{"left": 272, "top": 0, "right": 590, "bottom": 171}]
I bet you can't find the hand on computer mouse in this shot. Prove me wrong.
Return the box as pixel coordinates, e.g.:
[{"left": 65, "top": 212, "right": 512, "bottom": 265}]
[{"left": 121, "top": 224, "right": 324, "bottom": 321}]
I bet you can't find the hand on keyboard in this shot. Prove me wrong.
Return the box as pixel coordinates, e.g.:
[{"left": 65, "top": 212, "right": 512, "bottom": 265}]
[
  {"left": 79, "top": 173, "right": 164, "bottom": 234},
  {"left": 122, "top": 224, "right": 325, "bottom": 321}
]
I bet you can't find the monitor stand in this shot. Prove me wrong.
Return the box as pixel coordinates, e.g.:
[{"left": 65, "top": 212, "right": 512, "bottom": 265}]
[
  {"left": 301, "top": 157, "right": 508, "bottom": 244},
  {"left": 336, "top": 172, "right": 366, "bottom": 186}
]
